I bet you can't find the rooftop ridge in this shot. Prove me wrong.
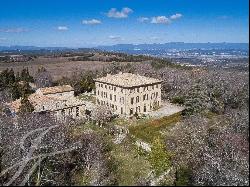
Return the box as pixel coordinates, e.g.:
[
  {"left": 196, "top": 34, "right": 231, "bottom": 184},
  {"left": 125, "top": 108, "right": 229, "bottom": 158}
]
[
  {"left": 37, "top": 85, "right": 74, "bottom": 95},
  {"left": 94, "top": 72, "right": 162, "bottom": 87}
]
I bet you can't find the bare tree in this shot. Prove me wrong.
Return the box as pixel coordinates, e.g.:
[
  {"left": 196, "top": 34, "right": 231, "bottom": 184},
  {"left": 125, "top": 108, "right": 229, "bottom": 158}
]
[
  {"left": 91, "top": 105, "right": 114, "bottom": 127},
  {"left": 165, "top": 109, "right": 249, "bottom": 186},
  {"left": 34, "top": 67, "right": 53, "bottom": 88}
]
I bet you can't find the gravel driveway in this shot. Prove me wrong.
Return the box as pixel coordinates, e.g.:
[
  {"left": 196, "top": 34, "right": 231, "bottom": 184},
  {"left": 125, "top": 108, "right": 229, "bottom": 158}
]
[{"left": 149, "top": 101, "right": 185, "bottom": 119}]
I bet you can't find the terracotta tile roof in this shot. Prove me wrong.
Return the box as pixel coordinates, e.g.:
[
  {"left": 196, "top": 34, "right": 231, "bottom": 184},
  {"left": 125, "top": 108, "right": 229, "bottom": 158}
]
[
  {"left": 7, "top": 93, "right": 86, "bottom": 113},
  {"left": 94, "top": 72, "right": 162, "bottom": 87},
  {"left": 38, "top": 85, "right": 74, "bottom": 95},
  {"left": 7, "top": 93, "right": 61, "bottom": 112}
]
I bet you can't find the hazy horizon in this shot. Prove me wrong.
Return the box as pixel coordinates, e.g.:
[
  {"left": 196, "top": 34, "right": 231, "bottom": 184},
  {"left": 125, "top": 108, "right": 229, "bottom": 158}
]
[
  {"left": 0, "top": 42, "right": 249, "bottom": 49},
  {"left": 0, "top": 0, "right": 249, "bottom": 47}
]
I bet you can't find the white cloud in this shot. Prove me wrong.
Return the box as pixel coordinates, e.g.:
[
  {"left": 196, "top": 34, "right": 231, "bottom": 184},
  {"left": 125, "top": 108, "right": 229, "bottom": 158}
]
[
  {"left": 0, "top": 28, "right": 28, "bottom": 33},
  {"left": 137, "top": 17, "right": 150, "bottom": 23},
  {"left": 151, "top": 16, "right": 171, "bottom": 24},
  {"left": 149, "top": 13, "right": 183, "bottom": 25},
  {"left": 107, "top": 7, "right": 133, "bottom": 18},
  {"left": 57, "top": 26, "right": 68, "bottom": 31},
  {"left": 170, "top": 13, "right": 182, "bottom": 20},
  {"left": 108, "top": 35, "right": 123, "bottom": 40},
  {"left": 82, "top": 19, "right": 102, "bottom": 25}
]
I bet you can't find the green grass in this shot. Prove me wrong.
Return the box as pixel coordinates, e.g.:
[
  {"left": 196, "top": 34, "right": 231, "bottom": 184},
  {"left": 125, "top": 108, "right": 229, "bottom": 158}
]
[
  {"left": 129, "top": 112, "right": 182, "bottom": 143},
  {"left": 110, "top": 136, "right": 151, "bottom": 185}
]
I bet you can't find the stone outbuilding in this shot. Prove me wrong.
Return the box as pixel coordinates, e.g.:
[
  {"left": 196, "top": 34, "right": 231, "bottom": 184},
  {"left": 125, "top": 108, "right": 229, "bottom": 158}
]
[{"left": 8, "top": 85, "right": 87, "bottom": 121}]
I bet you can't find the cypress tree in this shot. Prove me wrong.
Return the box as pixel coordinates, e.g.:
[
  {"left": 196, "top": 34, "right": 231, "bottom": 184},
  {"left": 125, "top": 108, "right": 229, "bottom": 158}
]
[
  {"left": 10, "top": 82, "right": 21, "bottom": 100},
  {"left": 8, "top": 68, "right": 15, "bottom": 85},
  {"left": 19, "top": 96, "right": 34, "bottom": 114}
]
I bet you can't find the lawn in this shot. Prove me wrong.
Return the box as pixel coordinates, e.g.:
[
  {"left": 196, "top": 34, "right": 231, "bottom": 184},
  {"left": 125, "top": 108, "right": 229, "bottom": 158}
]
[{"left": 128, "top": 112, "right": 182, "bottom": 143}]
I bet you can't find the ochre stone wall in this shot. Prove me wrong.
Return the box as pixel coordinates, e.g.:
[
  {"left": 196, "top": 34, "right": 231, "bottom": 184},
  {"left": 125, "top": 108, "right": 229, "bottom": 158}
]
[{"left": 95, "top": 81, "right": 161, "bottom": 116}]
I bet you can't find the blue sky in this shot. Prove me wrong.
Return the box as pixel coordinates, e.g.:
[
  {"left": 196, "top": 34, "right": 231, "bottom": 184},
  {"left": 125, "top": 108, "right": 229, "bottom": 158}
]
[{"left": 0, "top": 0, "right": 249, "bottom": 47}]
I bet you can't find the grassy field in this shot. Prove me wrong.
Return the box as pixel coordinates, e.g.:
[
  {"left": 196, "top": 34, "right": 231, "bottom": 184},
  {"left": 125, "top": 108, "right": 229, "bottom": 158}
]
[
  {"left": 110, "top": 136, "right": 151, "bottom": 185},
  {"left": 0, "top": 56, "right": 113, "bottom": 80}
]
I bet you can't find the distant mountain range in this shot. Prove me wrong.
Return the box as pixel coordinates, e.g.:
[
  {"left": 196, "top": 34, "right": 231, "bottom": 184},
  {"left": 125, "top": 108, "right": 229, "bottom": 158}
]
[
  {"left": 96, "top": 43, "right": 249, "bottom": 51},
  {"left": 0, "top": 43, "right": 248, "bottom": 52},
  {"left": 0, "top": 45, "right": 70, "bottom": 51}
]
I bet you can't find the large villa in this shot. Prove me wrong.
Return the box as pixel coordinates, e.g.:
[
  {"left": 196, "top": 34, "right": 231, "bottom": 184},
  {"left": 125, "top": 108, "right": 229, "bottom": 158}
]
[{"left": 94, "top": 72, "right": 162, "bottom": 116}]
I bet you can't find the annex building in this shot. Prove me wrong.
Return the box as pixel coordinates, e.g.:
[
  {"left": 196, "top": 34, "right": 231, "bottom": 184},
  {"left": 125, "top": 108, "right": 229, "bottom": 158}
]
[
  {"left": 94, "top": 72, "right": 162, "bottom": 116},
  {"left": 8, "top": 85, "right": 87, "bottom": 121}
]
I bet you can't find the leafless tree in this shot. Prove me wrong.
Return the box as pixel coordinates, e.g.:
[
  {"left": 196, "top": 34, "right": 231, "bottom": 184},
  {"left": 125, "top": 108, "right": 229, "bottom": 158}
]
[
  {"left": 34, "top": 68, "right": 53, "bottom": 88},
  {"left": 91, "top": 105, "right": 114, "bottom": 127},
  {"left": 165, "top": 108, "right": 249, "bottom": 186}
]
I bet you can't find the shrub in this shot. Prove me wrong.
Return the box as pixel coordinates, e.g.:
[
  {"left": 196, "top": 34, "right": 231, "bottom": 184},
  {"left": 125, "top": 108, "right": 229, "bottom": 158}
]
[
  {"left": 171, "top": 96, "right": 185, "bottom": 105},
  {"left": 175, "top": 166, "right": 192, "bottom": 186},
  {"left": 148, "top": 138, "right": 172, "bottom": 176}
]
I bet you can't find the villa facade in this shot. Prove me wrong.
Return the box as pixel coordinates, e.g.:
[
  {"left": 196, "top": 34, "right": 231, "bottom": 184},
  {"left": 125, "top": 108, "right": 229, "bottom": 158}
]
[{"left": 94, "top": 72, "right": 162, "bottom": 116}]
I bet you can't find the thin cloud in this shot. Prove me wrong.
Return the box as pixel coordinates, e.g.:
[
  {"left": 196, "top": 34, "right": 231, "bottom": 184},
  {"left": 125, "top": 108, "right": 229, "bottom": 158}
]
[
  {"left": 151, "top": 16, "right": 171, "bottom": 24},
  {"left": 108, "top": 35, "right": 123, "bottom": 40},
  {"left": 82, "top": 19, "right": 102, "bottom": 25},
  {"left": 137, "top": 17, "right": 150, "bottom": 23},
  {"left": 0, "top": 28, "right": 28, "bottom": 33},
  {"left": 57, "top": 26, "right": 68, "bottom": 31},
  {"left": 170, "top": 13, "right": 182, "bottom": 20},
  {"left": 107, "top": 7, "right": 133, "bottom": 18}
]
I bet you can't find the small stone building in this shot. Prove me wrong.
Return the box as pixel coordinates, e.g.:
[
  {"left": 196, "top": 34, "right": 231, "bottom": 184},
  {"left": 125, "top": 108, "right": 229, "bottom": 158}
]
[
  {"left": 94, "top": 72, "right": 162, "bottom": 116},
  {"left": 8, "top": 85, "right": 87, "bottom": 121}
]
